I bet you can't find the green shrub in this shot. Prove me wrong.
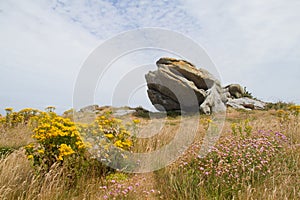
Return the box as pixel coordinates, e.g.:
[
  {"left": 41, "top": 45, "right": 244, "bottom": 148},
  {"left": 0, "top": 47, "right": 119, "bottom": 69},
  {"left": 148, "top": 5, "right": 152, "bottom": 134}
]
[
  {"left": 265, "top": 101, "right": 295, "bottom": 110},
  {"left": 242, "top": 87, "right": 253, "bottom": 98}
]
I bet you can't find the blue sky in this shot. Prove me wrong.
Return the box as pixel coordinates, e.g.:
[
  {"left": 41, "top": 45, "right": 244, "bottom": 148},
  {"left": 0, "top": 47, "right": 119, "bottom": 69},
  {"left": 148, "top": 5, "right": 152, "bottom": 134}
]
[{"left": 0, "top": 0, "right": 299, "bottom": 114}]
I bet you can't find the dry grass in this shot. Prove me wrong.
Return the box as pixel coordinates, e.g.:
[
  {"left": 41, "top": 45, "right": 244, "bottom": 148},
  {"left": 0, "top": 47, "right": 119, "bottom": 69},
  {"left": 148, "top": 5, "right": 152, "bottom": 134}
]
[
  {"left": 153, "top": 109, "right": 300, "bottom": 200},
  {"left": 0, "top": 125, "right": 33, "bottom": 149},
  {"left": 0, "top": 149, "right": 108, "bottom": 200},
  {"left": 133, "top": 115, "right": 207, "bottom": 153},
  {"left": 0, "top": 108, "right": 299, "bottom": 199},
  {"left": 237, "top": 146, "right": 300, "bottom": 200}
]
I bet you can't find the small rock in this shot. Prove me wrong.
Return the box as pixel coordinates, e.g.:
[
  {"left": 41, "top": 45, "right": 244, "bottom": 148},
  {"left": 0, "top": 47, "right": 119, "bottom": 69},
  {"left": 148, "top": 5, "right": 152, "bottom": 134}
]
[
  {"left": 225, "top": 84, "right": 244, "bottom": 98},
  {"left": 79, "top": 105, "right": 100, "bottom": 113}
]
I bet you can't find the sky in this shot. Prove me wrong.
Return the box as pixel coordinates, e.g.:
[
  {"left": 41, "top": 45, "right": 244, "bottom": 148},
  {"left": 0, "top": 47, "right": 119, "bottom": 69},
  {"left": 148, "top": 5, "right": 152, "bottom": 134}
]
[{"left": 0, "top": 0, "right": 299, "bottom": 114}]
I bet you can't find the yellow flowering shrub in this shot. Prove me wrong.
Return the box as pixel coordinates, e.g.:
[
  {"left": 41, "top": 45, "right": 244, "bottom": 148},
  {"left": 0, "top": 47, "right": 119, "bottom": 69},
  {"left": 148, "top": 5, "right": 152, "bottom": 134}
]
[
  {"left": 95, "top": 115, "right": 134, "bottom": 150},
  {"left": 24, "top": 109, "right": 137, "bottom": 172},
  {"left": 231, "top": 119, "right": 252, "bottom": 137},
  {"left": 0, "top": 115, "right": 5, "bottom": 128},
  {"left": 4, "top": 107, "right": 13, "bottom": 114},
  {"left": 18, "top": 108, "right": 41, "bottom": 124},
  {"left": 79, "top": 113, "right": 137, "bottom": 170},
  {"left": 276, "top": 109, "right": 290, "bottom": 124},
  {"left": 276, "top": 104, "right": 299, "bottom": 144},
  {"left": 1, "top": 107, "right": 41, "bottom": 128},
  {"left": 288, "top": 105, "right": 300, "bottom": 116},
  {"left": 25, "top": 112, "right": 88, "bottom": 170}
]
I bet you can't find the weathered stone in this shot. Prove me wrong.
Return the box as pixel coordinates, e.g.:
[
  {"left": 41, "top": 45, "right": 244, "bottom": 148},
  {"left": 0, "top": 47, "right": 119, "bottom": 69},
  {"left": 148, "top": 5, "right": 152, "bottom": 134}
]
[
  {"left": 79, "top": 105, "right": 100, "bottom": 113},
  {"left": 145, "top": 57, "right": 224, "bottom": 113},
  {"left": 114, "top": 109, "right": 136, "bottom": 116},
  {"left": 146, "top": 59, "right": 212, "bottom": 112},
  {"left": 200, "top": 83, "right": 227, "bottom": 114},
  {"left": 145, "top": 58, "right": 264, "bottom": 114},
  {"left": 156, "top": 58, "right": 216, "bottom": 90},
  {"left": 226, "top": 97, "right": 265, "bottom": 110},
  {"left": 147, "top": 89, "right": 180, "bottom": 111},
  {"left": 225, "top": 84, "right": 244, "bottom": 98}
]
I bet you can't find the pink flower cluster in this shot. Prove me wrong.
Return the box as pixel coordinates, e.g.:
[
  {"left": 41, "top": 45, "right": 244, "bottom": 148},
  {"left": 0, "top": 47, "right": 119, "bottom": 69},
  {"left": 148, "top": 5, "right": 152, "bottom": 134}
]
[
  {"left": 100, "top": 181, "right": 136, "bottom": 199},
  {"left": 100, "top": 177, "right": 159, "bottom": 199},
  {"left": 195, "top": 130, "right": 287, "bottom": 184}
]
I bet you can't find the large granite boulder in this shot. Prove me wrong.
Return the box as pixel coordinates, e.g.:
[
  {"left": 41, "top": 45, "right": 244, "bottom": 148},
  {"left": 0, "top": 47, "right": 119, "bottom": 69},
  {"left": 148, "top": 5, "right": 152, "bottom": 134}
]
[
  {"left": 145, "top": 58, "right": 227, "bottom": 114},
  {"left": 156, "top": 58, "right": 216, "bottom": 90},
  {"left": 145, "top": 58, "right": 265, "bottom": 114}
]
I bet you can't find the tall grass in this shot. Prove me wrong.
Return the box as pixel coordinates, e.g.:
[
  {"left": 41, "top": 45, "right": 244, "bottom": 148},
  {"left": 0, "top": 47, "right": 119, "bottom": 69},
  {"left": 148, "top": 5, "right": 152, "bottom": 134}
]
[
  {"left": 0, "top": 149, "right": 109, "bottom": 200},
  {"left": 0, "top": 107, "right": 299, "bottom": 199},
  {"left": 153, "top": 109, "right": 299, "bottom": 200}
]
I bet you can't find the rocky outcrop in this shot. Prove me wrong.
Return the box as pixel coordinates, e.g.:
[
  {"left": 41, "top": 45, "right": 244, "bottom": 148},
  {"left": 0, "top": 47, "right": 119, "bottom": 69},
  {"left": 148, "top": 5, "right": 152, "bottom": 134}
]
[
  {"left": 145, "top": 57, "right": 265, "bottom": 114},
  {"left": 78, "top": 105, "right": 138, "bottom": 116},
  {"left": 225, "top": 84, "right": 245, "bottom": 98},
  {"left": 145, "top": 58, "right": 228, "bottom": 114},
  {"left": 226, "top": 97, "right": 265, "bottom": 110},
  {"left": 79, "top": 105, "right": 100, "bottom": 113},
  {"left": 200, "top": 83, "right": 227, "bottom": 114},
  {"left": 156, "top": 58, "right": 216, "bottom": 90},
  {"left": 145, "top": 58, "right": 210, "bottom": 112}
]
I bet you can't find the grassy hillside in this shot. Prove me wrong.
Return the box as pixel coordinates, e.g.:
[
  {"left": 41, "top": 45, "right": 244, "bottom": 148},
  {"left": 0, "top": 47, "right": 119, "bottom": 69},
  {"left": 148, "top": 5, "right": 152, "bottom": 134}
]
[{"left": 0, "top": 106, "right": 299, "bottom": 200}]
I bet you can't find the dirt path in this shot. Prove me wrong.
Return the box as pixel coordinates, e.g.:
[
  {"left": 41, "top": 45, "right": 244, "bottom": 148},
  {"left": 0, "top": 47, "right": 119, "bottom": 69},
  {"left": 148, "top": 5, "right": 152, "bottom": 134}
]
[{"left": 129, "top": 172, "right": 160, "bottom": 199}]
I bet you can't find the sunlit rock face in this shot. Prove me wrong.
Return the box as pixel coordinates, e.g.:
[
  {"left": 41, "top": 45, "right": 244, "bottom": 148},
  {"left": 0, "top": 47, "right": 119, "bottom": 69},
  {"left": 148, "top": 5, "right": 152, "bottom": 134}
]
[{"left": 145, "top": 57, "right": 227, "bottom": 114}]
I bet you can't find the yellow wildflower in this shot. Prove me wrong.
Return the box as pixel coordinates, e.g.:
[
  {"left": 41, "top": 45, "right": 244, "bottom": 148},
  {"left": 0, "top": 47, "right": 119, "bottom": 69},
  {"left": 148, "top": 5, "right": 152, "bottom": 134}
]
[
  {"left": 25, "top": 143, "right": 34, "bottom": 149},
  {"left": 38, "top": 149, "right": 44, "bottom": 154},
  {"left": 76, "top": 141, "right": 87, "bottom": 149},
  {"left": 114, "top": 140, "right": 124, "bottom": 148},
  {"left": 5, "top": 107, "right": 13, "bottom": 112},
  {"left": 58, "top": 155, "right": 63, "bottom": 160},
  {"left": 122, "top": 139, "right": 133, "bottom": 147},
  {"left": 133, "top": 119, "right": 140, "bottom": 124},
  {"left": 105, "top": 133, "right": 114, "bottom": 139},
  {"left": 58, "top": 144, "right": 75, "bottom": 160}
]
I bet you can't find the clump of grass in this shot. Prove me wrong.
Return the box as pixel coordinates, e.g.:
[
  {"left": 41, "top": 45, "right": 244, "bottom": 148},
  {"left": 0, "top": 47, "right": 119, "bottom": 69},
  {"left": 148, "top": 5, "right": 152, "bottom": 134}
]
[
  {"left": 276, "top": 105, "right": 300, "bottom": 144},
  {"left": 237, "top": 145, "right": 300, "bottom": 199},
  {"left": 99, "top": 174, "right": 160, "bottom": 199},
  {"left": 0, "top": 146, "right": 14, "bottom": 158},
  {"left": 1, "top": 106, "right": 299, "bottom": 199},
  {"left": 195, "top": 130, "right": 287, "bottom": 197},
  {"left": 242, "top": 87, "right": 253, "bottom": 99},
  {"left": 133, "top": 107, "right": 150, "bottom": 119},
  {"left": 0, "top": 149, "right": 109, "bottom": 200},
  {"left": 0, "top": 125, "right": 33, "bottom": 149},
  {"left": 155, "top": 128, "right": 289, "bottom": 199},
  {"left": 266, "top": 101, "right": 295, "bottom": 110}
]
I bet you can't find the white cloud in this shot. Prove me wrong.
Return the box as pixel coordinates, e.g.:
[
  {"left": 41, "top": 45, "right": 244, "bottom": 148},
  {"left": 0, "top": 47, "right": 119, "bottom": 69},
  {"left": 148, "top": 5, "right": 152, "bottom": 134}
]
[
  {"left": 0, "top": 0, "right": 99, "bottom": 113},
  {"left": 51, "top": 0, "right": 201, "bottom": 38},
  {"left": 0, "top": 0, "right": 299, "bottom": 115},
  {"left": 0, "top": 0, "right": 205, "bottom": 113},
  {"left": 180, "top": 0, "right": 300, "bottom": 103}
]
